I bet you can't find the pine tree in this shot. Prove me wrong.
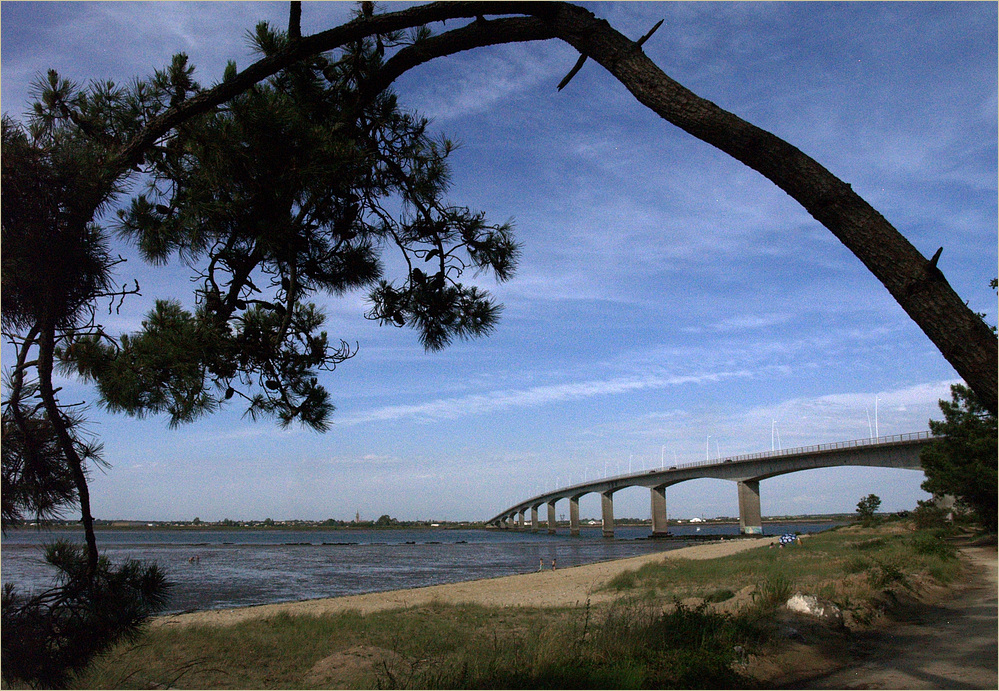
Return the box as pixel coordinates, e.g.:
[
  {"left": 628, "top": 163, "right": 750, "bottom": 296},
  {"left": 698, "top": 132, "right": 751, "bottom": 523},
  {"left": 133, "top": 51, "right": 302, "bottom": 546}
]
[
  {"left": 64, "top": 21, "right": 518, "bottom": 431},
  {"left": 920, "top": 385, "right": 998, "bottom": 529},
  {"left": 2, "top": 11, "right": 518, "bottom": 686},
  {"left": 2, "top": 69, "right": 177, "bottom": 687}
]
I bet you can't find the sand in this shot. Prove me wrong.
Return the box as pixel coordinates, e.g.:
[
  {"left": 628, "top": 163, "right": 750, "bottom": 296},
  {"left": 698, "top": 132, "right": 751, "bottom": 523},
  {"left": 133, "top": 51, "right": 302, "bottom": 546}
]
[{"left": 153, "top": 536, "right": 774, "bottom": 629}]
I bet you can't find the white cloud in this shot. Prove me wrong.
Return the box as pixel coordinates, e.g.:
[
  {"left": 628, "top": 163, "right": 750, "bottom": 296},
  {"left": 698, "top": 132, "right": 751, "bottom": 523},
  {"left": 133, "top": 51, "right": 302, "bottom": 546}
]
[
  {"left": 398, "top": 42, "right": 568, "bottom": 122},
  {"left": 621, "top": 379, "right": 957, "bottom": 456},
  {"left": 342, "top": 369, "right": 752, "bottom": 426},
  {"left": 698, "top": 313, "right": 793, "bottom": 333},
  {"left": 6, "top": 2, "right": 992, "bottom": 523}
]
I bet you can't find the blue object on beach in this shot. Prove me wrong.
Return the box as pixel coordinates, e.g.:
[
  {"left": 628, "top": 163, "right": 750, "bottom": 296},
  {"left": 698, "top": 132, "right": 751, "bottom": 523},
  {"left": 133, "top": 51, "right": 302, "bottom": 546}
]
[{"left": 779, "top": 533, "right": 797, "bottom": 545}]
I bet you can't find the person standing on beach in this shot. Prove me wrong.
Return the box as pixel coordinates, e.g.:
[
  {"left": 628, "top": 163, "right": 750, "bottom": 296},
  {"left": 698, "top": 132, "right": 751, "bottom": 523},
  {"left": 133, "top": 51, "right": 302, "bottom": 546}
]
[
  {"left": 538, "top": 558, "right": 544, "bottom": 572},
  {"left": 551, "top": 558, "right": 557, "bottom": 571}
]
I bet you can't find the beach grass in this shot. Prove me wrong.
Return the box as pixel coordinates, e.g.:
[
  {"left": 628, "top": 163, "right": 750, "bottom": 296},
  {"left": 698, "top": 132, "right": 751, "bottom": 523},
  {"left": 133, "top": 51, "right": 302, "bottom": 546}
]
[
  {"left": 603, "top": 521, "right": 962, "bottom": 611},
  {"left": 71, "top": 521, "right": 964, "bottom": 689},
  {"left": 77, "top": 600, "right": 766, "bottom": 689}
]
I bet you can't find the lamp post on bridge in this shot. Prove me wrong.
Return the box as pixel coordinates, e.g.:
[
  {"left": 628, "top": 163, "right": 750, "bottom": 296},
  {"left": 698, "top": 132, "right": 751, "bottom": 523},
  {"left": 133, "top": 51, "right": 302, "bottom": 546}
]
[{"left": 875, "top": 395, "right": 880, "bottom": 438}]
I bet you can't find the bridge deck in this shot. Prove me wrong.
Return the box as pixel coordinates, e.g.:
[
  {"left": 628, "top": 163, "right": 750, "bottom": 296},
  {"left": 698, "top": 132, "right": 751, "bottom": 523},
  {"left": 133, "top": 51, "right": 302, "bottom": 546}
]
[{"left": 488, "top": 431, "right": 935, "bottom": 525}]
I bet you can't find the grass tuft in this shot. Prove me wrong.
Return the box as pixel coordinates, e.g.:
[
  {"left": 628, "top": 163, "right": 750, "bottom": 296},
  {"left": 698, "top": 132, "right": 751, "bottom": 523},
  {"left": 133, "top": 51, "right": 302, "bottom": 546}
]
[{"left": 751, "top": 573, "right": 795, "bottom": 611}]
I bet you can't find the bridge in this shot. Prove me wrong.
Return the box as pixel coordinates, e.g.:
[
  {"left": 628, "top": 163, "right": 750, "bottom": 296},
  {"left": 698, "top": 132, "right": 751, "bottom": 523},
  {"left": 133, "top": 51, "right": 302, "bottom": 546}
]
[{"left": 486, "top": 431, "right": 935, "bottom": 536}]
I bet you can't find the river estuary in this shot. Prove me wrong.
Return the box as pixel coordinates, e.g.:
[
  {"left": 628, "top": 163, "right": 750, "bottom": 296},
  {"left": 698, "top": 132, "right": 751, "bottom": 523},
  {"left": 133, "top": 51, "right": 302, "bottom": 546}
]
[{"left": 2, "top": 522, "right": 839, "bottom": 614}]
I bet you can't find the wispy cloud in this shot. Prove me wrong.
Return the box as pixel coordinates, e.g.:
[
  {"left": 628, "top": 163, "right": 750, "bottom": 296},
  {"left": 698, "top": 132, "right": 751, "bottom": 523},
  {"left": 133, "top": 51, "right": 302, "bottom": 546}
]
[
  {"left": 342, "top": 369, "right": 752, "bottom": 426},
  {"left": 7, "top": 2, "right": 991, "bottom": 522},
  {"left": 400, "top": 42, "right": 567, "bottom": 122},
  {"left": 686, "top": 312, "right": 793, "bottom": 334},
  {"left": 629, "top": 379, "right": 957, "bottom": 449}
]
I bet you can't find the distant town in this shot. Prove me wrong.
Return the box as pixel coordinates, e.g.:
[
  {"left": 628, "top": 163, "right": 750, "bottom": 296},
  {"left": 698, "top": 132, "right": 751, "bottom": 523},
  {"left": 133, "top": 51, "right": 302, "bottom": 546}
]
[{"left": 16, "top": 513, "right": 857, "bottom": 531}]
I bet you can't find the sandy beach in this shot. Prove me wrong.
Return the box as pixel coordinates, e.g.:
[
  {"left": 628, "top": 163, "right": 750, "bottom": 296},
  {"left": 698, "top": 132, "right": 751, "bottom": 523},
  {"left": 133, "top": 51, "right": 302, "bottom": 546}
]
[{"left": 154, "top": 536, "right": 774, "bottom": 629}]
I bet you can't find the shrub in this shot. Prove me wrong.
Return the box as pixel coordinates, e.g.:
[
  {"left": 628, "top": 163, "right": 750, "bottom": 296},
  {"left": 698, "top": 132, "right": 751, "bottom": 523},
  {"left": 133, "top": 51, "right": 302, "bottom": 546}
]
[
  {"left": 911, "top": 500, "right": 950, "bottom": 531},
  {"left": 854, "top": 537, "right": 889, "bottom": 551},
  {"left": 867, "top": 557, "right": 911, "bottom": 592},
  {"left": 1, "top": 541, "right": 170, "bottom": 688},
  {"left": 642, "top": 602, "right": 758, "bottom": 688},
  {"left": 856, "top": 494, "right": 882, "bottom": 525},
  {"left": 751, "top": 573, "right": 794, "bottom": 611},
  {"left": 910, "top": 531, "right": 957, "bottom": 560},
  {"left": 844, "top": 555, "right": 870, "bottom": 574},
  {"left": 607, "top": 570, "right": 638, "bottom": 591}
]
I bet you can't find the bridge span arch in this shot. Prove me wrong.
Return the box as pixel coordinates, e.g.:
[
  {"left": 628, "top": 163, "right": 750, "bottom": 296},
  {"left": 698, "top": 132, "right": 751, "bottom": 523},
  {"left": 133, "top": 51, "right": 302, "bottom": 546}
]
[{"left": 487, "top": 432, "right": 934, "bottom": 536}]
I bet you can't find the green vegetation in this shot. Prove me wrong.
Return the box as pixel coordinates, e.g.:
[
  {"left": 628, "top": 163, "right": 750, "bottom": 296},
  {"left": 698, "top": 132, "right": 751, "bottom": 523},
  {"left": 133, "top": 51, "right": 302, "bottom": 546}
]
[
  {"left": 603, "top": 522, "right": 962, "bottom": 612},
  {"left": 3, "top": 10, "right": 516, "bottom": 683},
  {"left": 76, "top": 601, "right": 765, "bottom": 689},
  {"left": 921, "top": 383, "right": 998, "bottom": 529},
  {"left": 855, "top": 493, "right": 882, "bottom": 525},
  {"left": 67, "top": 521, "right": 966, "bottom": 689},
  {"left": 1, "top": 542, "right": 170, "bottom": 688}
]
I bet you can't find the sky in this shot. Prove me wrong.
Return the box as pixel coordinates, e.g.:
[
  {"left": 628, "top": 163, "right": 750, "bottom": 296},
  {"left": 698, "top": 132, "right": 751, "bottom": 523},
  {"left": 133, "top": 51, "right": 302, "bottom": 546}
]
[{"left": 2, "top": 2, "right": 996, "bottom": 524}]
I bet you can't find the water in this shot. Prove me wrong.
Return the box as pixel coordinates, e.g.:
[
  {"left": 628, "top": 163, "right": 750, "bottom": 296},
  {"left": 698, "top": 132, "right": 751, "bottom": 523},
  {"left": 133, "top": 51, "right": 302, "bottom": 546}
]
[{"left": 2, "top": 522, "right": 839, "bottom": 614}]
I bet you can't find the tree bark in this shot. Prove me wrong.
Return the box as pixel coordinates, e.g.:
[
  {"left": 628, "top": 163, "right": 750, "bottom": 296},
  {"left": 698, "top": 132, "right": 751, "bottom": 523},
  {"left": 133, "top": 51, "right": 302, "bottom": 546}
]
[
  {"left": 540, "top": 3, "right": 997, "bottom": 414},
  {"left": 105, "top": 1, "right": 996, "bottom": 414},
  {"left": 349, "top": 2, "right": 999, "bottom": 415},
  {"left": 36, "top": 320, "right": 100, "bottom": 576}
]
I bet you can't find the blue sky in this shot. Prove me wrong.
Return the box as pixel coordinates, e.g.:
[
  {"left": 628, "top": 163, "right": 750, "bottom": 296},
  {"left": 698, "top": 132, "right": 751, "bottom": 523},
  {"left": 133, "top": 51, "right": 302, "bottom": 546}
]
[{"left": 3, "top": 2, "right": 996, "bottom": 523}]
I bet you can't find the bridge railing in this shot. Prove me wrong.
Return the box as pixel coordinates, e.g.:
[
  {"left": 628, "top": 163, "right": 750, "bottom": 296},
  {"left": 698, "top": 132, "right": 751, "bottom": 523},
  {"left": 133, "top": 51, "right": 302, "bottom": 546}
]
[
  {"left": 499, "top": 431, "right": 935, "bottom": 518},
  {"left": 601, "top": 431, "right": 935, "bottom": 482}
]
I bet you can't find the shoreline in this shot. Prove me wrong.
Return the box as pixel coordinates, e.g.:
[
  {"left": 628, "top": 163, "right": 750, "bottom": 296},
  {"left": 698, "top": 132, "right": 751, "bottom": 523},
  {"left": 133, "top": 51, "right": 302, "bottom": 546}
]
[
  {"left": 6, "top": 517, "right": 848, "bottom": 533},
  {"left": 153, "top": 535, "right": 775, "bottom": 629}
]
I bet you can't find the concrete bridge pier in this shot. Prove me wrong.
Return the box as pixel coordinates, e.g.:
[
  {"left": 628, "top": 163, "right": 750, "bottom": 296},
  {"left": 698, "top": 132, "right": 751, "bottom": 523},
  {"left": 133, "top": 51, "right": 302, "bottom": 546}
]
[
  {"left": 601, "top": 491, "right": 615, "bottom": 538},
  {"left": 548, "top": 501, "right": 557, "bottom": 534},
  {"left": 517, "top": 510, "right": 526, "bottom": 530},
  {"left": 737, "top": 480, "right": 763, "bottom": 534},
  {"left": 530, "top": 506, "right": 539, "bottom": 533},
  {"left": 651, "top": 485, "right": 668, "bottom": 536},
  {"left": 569, "top": 495, "right": 581, "bottom": 536}
]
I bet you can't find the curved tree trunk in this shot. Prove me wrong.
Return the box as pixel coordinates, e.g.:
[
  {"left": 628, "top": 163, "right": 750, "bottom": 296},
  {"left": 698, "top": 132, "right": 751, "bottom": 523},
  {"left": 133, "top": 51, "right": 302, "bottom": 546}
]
[
  {"left": 354, "top": 2, "right": 999, "bottom": 414},
  {"left": 35, "top": 320, "right": 100, "bottom": 576},
  {"left": 108, "top": 1, "right": 996, "bottom": 414},
  {"left": 542, "top": 3, "right": 997, "bottom": 414}
]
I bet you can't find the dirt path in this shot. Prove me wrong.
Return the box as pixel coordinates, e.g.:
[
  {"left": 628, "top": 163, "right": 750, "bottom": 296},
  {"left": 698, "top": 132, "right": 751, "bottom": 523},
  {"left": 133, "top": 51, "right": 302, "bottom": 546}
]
[{"left": 793, "top": 545, "right": 998, "bottom": 690}]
